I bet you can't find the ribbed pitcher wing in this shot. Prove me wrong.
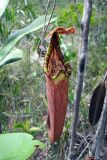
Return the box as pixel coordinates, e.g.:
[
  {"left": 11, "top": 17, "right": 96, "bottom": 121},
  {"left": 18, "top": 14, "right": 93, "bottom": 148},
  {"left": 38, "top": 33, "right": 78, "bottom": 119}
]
[{"left": 89, "top": 83, "right": 106, "bottom": 126}]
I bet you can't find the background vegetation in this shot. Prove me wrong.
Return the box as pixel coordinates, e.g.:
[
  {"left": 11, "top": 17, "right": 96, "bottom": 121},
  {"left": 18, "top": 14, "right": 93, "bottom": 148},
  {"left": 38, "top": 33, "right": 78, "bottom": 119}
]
[{"left": 0, "top": 0, "right": 107, "bottom": 159}]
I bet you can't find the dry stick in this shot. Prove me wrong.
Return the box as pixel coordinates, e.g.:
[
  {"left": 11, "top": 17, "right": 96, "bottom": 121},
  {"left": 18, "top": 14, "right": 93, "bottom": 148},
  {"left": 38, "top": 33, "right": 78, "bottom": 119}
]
[
  {"left": 95, "top": 91, "right": 107, "bottom": 159},
  {"left": 91, "top": 79, "right": 107, "bottom": 160},
  {"left": 67, "top": 0, "right": 92, "bottom": 159}
]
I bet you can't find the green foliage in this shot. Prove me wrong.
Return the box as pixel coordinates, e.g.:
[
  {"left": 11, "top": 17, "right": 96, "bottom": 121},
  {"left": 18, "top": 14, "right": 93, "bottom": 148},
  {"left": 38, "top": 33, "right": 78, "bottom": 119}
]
[
  {"left": 0, "top": 15, "right": 57, "bottom": 65},
  {"left": 0, "top": 133, "right": 45, "bottom": 160},
  {"left": 14, "top": 120, "right": 41, "bottom": 135},
  {"left": 0, "top": 0, "right": 107, "bottom": 159},
  {"left": 57, "top": 3, "right": 95, "bottom": 28},
  {"left": 0, "top": 0, "right": 57, "bottom": 68},
  {"left": 0, "top": 48, "right": 23, "bottom": 67},
  {"left": 0, "top": 2, "right": 56, "bottom": 159},
  {"left": 0, "top": 0, "right": 9, "bottom": 18},
  {"left": 57, "top": 3, "right": 83, "bottom": 27},
  {"left": 64, "top": 51, "right": 76, "bottom": 62},
  {"left": 4, "top": 8, "right": 15, "bottom": 22}
]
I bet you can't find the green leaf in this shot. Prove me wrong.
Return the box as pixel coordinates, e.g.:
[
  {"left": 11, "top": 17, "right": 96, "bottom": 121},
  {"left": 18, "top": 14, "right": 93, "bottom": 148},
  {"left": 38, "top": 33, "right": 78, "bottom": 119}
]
[
  {"left": 34, "top": 140, "right": 46, "bottom": 149},
  {"left": 0, "top": 0, "right": 9, "bottom": 18},
  {"left": 65, "top": 51, "right": 76, "bottom": 62},
  {"left": 0, "top": 48, "right": 23, "bottom": 67},
  {"left": 29, "top": 127, "right": 41, "bottom": 133},
  {"left": 14, "top": 120, "right": 30, "bottom": 131},
  {"left": 0, "top": 15, "right": 57, "bottom": 61},
  {"left": 0, "top": 133, "right": 45, "bottom": 160},
  {"left": 14, "top": 123, "right": 26, "bottom": 130}
]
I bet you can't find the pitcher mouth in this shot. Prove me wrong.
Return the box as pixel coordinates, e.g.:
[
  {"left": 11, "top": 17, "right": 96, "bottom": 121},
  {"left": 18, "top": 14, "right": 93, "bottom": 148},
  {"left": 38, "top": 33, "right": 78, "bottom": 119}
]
[{"left": 43, "top": 32, "right": 72, "bottom": 80}]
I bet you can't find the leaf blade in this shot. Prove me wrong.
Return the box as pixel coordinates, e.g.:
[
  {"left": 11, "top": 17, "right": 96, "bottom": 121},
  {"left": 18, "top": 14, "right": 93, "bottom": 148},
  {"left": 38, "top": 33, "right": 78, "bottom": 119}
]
[
  {"left": 0, "top": 48, "right": 23, "bottom": 67},
  {"left": 0, "top": 15, "right": 57, "bottom": 60},
  {"left": 0, "top": 133, "right": 45, "bottom": 160},
  {"left": 0, "top": 0, "right": 9, "bottom": 18}
]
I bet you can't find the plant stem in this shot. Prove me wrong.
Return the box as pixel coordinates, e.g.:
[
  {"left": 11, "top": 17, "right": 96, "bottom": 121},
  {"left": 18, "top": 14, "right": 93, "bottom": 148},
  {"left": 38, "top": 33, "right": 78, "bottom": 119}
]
[{"left": 67, "top": 0, "right": 92, "bottom": 159}]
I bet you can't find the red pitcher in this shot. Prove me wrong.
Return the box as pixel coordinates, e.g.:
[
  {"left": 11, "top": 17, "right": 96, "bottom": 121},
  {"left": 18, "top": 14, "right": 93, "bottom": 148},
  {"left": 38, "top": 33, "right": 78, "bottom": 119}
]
[{"left": 43, "top": 27, "right": 76, "bottom": 142}]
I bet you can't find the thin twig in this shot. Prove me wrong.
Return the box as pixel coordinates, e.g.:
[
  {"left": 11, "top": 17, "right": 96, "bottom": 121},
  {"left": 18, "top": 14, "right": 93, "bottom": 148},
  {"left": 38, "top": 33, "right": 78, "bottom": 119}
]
[
  {"left": 2, "top": 112, "right": 31, "bottom": 118},
  {"left": 67, "top": 0, "right": 92, "bottom": 159},
  {"left": 43, "top": 0, "right": 56, "bottom": 37},
  {"left": 41, "top": 0, "right": 50, "bottom": 40},
  {"left": 40, "top": 0, "right": 47, "bottom": 13},
  {"left": 77, "top": 139, "right": 92, "bottom": 160},
  {"left": 37, "top": 0, "right": 56, "bottom": 56}
]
